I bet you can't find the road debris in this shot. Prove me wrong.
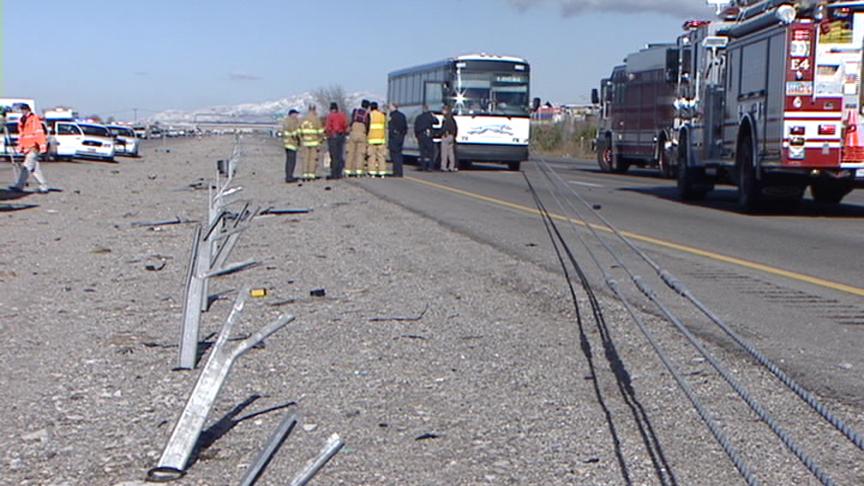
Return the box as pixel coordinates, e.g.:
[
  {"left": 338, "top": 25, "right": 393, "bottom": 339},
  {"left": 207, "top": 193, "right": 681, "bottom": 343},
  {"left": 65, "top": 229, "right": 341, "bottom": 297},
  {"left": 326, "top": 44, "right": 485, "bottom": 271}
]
[{"left": 369, "top": 303, "right": 429, "bottom": 323}]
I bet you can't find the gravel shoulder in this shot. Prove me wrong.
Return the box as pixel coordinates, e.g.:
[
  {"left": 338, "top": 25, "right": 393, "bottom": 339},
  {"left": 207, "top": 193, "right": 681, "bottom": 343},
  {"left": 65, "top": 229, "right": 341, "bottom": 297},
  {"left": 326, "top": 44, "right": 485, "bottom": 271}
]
[{"left": 0, "top": 136, "right": 861, "bottom": 485}]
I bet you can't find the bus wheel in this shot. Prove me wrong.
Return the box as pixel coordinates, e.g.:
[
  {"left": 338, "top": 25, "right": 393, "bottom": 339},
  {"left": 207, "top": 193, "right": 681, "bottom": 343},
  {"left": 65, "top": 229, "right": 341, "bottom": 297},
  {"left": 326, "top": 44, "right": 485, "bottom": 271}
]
[
  {"left": 508, "top": 161, "right": 521, "bottom": 171},
  {"left": 811, "top": 181, "right": 852, "bottom": 204},
  {"left": 460, "top": 160, "right": 473, "bottom": 170},
  {"left": 736, "top": 134, "right": 762, "bottom": 212}
]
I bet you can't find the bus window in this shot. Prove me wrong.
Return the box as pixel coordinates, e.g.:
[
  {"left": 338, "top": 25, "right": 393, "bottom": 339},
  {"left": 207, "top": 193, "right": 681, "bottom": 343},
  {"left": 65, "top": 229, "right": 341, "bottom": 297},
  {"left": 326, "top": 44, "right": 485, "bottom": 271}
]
[{"left": 425, "top": 81, "right": 444, "bottom": 106}]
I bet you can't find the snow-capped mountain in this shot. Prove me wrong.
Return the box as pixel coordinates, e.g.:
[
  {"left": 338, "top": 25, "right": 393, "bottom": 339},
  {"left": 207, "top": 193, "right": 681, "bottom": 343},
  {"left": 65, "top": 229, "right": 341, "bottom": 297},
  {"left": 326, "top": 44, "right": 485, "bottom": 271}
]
[{"left": 150, "top": 91, "right": 382, "bottom": 124}]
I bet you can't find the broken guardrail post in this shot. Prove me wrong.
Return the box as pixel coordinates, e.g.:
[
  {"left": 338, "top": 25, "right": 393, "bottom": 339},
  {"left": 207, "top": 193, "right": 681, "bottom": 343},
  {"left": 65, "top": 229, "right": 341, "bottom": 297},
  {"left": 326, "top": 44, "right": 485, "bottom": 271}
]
[
  {"left": 288, "top": 434, "right": 344, "bottom": 486},
  {"left": 152, "top": 289, "right": 294, "bottom": 481},
  {"left": 178, "top": 224, "right": 205, "bottom": 370},
  {"left": 237, "top": 412, "right": 298, "bottom": 486}
]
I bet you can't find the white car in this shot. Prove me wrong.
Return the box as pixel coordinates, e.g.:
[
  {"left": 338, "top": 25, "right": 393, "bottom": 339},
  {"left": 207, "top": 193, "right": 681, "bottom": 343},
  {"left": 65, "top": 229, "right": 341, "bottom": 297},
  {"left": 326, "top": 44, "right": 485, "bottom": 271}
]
[
  {"left": 50, "top": 122, "right": 115, "bottom": 162},
  {"left": 107, "top": 125, "right": 139, "bottom": 157}
]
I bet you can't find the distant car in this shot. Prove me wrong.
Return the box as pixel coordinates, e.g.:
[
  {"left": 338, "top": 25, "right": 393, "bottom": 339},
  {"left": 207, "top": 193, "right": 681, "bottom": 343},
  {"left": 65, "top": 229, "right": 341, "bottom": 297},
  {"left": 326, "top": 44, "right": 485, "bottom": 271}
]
[
  {"left": 1, "top": 122, "right": 22, "bottom": 159},
  {"left": 133, "top": 126, "right": 148, "bottom": 139},
  {"left": 149, "top": 127, "right": 163, "bottom": 139},
  {"left": 107, "top": 125, "right": 139, "bottom": 157},
  {"left": 50, "top": 122, "right": 115, "bottom": 161}
]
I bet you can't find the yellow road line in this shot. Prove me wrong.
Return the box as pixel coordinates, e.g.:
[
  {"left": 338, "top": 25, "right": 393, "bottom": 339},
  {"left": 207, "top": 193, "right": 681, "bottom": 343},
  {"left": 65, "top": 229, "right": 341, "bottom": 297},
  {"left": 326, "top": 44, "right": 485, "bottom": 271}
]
[{"left": 405, "top": 176, "right": 864, "bottom": 298}]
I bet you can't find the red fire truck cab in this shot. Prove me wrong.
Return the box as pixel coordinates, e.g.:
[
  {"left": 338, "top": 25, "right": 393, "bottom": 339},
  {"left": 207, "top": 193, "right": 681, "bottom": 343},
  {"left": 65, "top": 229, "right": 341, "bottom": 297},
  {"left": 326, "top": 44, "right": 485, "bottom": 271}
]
[{"left": 675, "top": 1, "right": 864, "bottom": 210}]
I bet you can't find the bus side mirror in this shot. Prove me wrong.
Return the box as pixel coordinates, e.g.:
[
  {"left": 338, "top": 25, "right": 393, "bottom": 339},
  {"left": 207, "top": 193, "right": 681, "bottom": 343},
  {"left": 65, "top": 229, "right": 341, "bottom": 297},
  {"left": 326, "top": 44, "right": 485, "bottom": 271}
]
[
  {"left": 532, "top": 97, "right": 541, "bottom": 111},
  {"left": 591, "top": 89, "right": 600, "bottom": 105}
]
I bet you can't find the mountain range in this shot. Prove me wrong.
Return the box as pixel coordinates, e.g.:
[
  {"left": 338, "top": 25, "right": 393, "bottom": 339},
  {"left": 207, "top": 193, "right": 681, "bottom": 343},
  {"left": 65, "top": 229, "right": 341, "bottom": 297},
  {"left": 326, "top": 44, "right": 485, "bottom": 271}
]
[{"left": 150, "top": 91, "right": 382, "bottom": 124}]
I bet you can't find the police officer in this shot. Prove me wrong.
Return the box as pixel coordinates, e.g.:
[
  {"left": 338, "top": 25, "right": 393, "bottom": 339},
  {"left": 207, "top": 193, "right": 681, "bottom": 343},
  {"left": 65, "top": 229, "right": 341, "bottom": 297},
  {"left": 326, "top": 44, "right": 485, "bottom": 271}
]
[
  {"left": 366, "top": 102, "right": 387, "bottom": 177},
  {"left": 299, "top": 105, "right": 324, "bottom": 180},
  {"left": 414, "top": 104, "right": 436, "bottom": 171},
  {"left": 281, "top": 109, "right": 301, "bottom": 183},
  {"left": 346, "top": 99, "right": 370, "bottom": 176},
  {"left": 388, "top": 103, "right": 407, "bottom": 177}
]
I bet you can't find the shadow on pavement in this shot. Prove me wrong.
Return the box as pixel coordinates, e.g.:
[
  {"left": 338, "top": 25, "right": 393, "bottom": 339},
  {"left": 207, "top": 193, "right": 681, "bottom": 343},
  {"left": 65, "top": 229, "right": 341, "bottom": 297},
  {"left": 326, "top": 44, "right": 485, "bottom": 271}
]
[
  {"left": 188, "top": 395, "right": 296, "bottom": 467},
  {"left": 0, "top": 188, "right": 32, "bottom": 201},
  {"left": 621, "top": 185, "right": 864, "bottom": 218}
]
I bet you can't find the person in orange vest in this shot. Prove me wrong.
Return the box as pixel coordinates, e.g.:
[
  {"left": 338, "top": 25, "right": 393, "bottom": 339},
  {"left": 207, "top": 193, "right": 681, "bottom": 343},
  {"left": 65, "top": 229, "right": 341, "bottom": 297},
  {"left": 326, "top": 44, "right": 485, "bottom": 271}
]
[
  {"left": 10, "top": 104, "right": 50, "bottom": 193},
  {"left": 299, "top": 105, "right": 325, "bottom": 180},
  {"left": 366, "top": 102, "right": 387, "bottom": 177}
]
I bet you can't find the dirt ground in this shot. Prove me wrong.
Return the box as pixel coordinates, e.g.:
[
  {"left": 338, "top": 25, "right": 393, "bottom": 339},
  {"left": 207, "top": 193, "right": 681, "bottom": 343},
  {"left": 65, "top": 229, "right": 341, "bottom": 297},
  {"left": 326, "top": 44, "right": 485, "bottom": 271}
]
[{"left": 0, "top": 136, "right": 861, "bottom": 485}]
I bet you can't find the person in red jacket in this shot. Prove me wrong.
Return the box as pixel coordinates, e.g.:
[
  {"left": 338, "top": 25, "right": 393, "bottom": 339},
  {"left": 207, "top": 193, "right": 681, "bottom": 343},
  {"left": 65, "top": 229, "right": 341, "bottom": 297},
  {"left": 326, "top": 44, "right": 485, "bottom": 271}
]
[
  {"left": 10, "top": 104, "right": 50, "bottom": 193},
  {"left": 325, "top": 102, "right": 348, "bottom": 179}
]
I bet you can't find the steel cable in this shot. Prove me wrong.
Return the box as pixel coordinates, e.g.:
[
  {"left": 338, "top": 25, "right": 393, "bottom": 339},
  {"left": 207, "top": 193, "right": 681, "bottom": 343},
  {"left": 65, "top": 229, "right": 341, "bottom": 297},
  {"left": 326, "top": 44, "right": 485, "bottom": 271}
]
[
  {"left": 538, "top": 158, "right": 864, "bottom": 453},
  {"left": 535, "top": 162, "right": 835, "bottom": 485},
  {"left": 524, "top": 172, "right": 759, "bottom": 486}
]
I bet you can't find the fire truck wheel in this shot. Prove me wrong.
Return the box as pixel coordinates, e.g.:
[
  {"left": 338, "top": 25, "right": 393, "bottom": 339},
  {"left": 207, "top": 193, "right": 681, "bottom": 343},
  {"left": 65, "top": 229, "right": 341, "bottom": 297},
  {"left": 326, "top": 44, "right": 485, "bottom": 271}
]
[
  {"left": 736, "top": 136, "right": 762, "bottom": 212},
  {"left": 597, "top": 138, "right": 613, "bottom": 172},
  {"left": 611, "top": 156, "right": 630, "bottom": 174},
  {"left": 677, "top": 135, "right": 707, "bottom": 201},
  {"left": 810, "top": 181, "right": 852, "bottom": 205},
  {"left": 659, "top": 146, "right": 675, "bottom": 179}
]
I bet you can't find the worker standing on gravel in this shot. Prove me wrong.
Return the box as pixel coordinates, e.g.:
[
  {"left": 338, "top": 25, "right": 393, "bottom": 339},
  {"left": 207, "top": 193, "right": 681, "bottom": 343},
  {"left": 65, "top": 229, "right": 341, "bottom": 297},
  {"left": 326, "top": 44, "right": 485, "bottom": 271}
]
[
  {"left": 325, "top": 102, "right": 348, "bottom": 179},
  {"left": 346, "top": 99, "right": 370, "bottom": 176},
  {"left": 281, "top": 109, "right": 301, "bottom": 183},
  {"left": 366, "top": 102, "right": 387, "bottom": 177},
  {"left": 299, "top": 105, "right": 325, "bottom": 180},
  {"left": 9, "top": 104, "right": 50, "bottom": 193}
]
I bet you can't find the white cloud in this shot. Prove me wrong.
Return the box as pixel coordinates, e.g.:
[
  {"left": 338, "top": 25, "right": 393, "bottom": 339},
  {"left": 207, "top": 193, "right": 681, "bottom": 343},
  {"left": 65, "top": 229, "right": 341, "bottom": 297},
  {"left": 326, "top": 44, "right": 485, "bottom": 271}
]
[{"left": 509, "top": 0, "right": 713, "bottom": 17}]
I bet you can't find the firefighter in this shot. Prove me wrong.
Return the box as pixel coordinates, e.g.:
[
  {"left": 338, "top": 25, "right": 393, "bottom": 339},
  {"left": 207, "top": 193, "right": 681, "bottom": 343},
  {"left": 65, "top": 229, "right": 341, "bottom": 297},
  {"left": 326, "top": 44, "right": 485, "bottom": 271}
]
[
  {"left": 299, "top": 105, "right": 324, "bottom": 180},
  {"left": 366, "top": 102, "right": 387, "bottom": 177},
  {"left": 281, "top": 109, "right": 301, "bottom": 183},
  {"left": 10, "top": 104, "right": 49, "bottom": 193},
  {"left": 346, "top": 99, "right": 369, "bottom": 176}
]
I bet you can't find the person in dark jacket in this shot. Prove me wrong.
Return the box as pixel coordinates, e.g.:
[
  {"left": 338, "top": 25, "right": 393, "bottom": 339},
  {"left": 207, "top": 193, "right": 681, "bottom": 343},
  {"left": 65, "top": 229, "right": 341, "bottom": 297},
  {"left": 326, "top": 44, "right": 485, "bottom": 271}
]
[
  {"left": 440, "top": 106, "right": 458, "bottom": 172},
  {"left": 388, "top": 103, "right": 407, "bottom": 177},
  {"left": 414, "top": 105, "right": 436, "bottom": 171}
]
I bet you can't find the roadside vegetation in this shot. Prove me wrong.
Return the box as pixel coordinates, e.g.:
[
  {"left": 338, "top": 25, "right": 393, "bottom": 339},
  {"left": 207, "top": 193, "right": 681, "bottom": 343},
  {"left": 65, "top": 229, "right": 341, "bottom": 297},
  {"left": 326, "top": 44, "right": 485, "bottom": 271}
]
[{"left": 530, "top": 120, "right": 597, "bottom": 160}]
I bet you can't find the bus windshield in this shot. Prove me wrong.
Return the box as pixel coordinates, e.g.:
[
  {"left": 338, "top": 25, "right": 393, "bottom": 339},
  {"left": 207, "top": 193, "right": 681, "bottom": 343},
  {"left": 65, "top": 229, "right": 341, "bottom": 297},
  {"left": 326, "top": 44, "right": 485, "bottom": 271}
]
[{"left": 454, "top": 70, "right": 529, "bottom": 116}]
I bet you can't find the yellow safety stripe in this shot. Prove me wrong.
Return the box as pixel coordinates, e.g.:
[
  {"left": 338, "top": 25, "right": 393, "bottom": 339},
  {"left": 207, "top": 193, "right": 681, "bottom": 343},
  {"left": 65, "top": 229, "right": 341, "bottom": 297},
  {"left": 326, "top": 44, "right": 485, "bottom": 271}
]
[{"left": 370, "top": 124, "right": 385, "bottom": 129}]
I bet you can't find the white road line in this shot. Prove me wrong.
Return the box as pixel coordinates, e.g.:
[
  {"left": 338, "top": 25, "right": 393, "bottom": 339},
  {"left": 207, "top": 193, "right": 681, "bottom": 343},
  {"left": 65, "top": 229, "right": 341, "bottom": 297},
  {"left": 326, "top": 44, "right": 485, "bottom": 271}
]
[{"left": 569, "top": 180, "right": 604, "bottom": 188}]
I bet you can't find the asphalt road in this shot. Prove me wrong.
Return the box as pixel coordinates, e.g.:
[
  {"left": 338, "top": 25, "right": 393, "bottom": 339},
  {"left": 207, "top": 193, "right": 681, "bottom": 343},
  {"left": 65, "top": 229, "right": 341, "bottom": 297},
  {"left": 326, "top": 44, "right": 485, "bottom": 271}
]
[{"left": 356, "top": 157, "right": 864, "bottom": 406}]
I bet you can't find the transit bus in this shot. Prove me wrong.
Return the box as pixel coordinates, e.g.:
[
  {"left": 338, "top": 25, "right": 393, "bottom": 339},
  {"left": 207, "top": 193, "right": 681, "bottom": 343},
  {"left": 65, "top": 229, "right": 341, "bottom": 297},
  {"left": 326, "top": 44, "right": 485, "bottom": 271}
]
[{"left": 387, "top": 53, "right": 531, "bottom": 171}]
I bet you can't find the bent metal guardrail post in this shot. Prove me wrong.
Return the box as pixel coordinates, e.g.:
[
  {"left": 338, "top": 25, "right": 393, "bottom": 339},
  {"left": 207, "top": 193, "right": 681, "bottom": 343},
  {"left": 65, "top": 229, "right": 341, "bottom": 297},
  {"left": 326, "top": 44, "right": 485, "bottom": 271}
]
[
  {"left": 179, "top": 224, "right": 206, "bottom": 370},
  {"left": 237, "top": 412, "right": 299, "bottom": 486},
  {"left": 288, "top": 434, "right": 345, "bottom": 486},
  {"left": 152, "top": 290, "right": 295, "bottom": 481}
]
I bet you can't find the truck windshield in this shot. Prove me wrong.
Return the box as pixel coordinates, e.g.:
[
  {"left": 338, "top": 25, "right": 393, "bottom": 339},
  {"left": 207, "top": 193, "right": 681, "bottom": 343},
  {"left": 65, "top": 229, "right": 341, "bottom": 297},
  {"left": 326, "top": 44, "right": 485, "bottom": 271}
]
[
  {"left": 454, "top": 70, "right": 529, "bottom": 116},
  {"left": 80, "top": 125, "right": 110, "bottom": 137}
]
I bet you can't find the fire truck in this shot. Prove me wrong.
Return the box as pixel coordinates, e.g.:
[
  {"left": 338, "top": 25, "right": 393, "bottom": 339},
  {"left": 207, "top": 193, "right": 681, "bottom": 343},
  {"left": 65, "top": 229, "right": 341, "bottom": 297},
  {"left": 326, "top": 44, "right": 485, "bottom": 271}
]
[
  {"left": 593, "top": 43, "right": 680, "bottom": 177},
  {"left": 674, "top": 0, "right": 864, "bottom": 210}
]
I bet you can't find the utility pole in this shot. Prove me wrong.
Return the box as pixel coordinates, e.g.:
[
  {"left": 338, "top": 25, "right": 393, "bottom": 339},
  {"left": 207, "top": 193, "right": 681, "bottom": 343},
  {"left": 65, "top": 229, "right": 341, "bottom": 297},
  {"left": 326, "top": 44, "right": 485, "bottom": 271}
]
[{"left": 133, "top": 108, "right": 138, "bottom": 123}]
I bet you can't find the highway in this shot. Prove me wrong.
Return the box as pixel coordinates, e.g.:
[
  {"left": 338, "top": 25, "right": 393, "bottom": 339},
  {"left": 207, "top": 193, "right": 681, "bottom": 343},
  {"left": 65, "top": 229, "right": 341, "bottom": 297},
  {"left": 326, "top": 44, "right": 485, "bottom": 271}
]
[{"left": 357, "top": 157, "right": 864, "bottom": 405}]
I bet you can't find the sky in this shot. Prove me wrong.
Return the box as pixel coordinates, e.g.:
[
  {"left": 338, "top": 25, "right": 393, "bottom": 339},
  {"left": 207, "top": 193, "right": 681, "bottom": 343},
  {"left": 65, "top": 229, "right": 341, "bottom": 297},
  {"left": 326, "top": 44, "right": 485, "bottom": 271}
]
[{"left": 3, "top": 0, "right": 716, "bottom": 119}]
